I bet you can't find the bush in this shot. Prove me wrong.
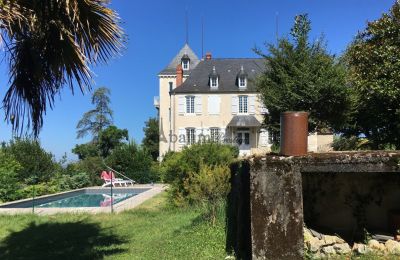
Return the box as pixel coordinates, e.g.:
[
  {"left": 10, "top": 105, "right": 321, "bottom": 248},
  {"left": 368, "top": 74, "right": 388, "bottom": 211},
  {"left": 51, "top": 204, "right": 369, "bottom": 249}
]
[
  {"left": 105, "top": 142, "right": 157, "bottom": 183},
  {"left": 17, "top": 183, "right": 60, "bottom": 199},
  {"left": 185, "top": 164, "right": 231, "bottom": 224},
  {"left": 74, "top": 156, "right": 105, "bottom": 186},
  {"left": 0, "top": 152, "right": 22, "bottom": 202},
  {"left": 57, "top": 172, "right": 91, "bottom": 190},
  {"left": 2, "top": 138, "right": 55, "bottom": 184},
  {"left": 332, "top": 136, "right": 370, "bottom": 151},
  {"left": 161, "top": 143, "right": 237, "bottom": 206}
]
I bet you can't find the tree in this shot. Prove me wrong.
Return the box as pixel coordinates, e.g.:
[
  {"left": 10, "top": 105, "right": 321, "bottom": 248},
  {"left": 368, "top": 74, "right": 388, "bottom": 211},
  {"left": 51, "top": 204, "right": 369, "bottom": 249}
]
[
  {"left": 76, "top": 87, "right": 114, "bottom": 140},
  {"left": 105, "top": 141, "right": 156, "bottom": 184},
  {"left": 256, "top": 14, "right": 351, "bottom": 140},
  {"left": 2, "top": 138, "right": 55, "bottom": 184},
  {"left": 0, "top": 1, "right": 124, "bottom": 136},
  {"left": 345, "top": 2, "right": 400, "bottom": 149},
  {"left": 72, "top": 143, "right": 99, "bottom": 160},
  {"left": 142, "top": 117, "right": 159, "bottom": 161},
  {"left": 97, "top": 126, "right": 128, "bottom": 158},
  {"left": 0, "top": 151, "right": 22, "bottom": 202}
]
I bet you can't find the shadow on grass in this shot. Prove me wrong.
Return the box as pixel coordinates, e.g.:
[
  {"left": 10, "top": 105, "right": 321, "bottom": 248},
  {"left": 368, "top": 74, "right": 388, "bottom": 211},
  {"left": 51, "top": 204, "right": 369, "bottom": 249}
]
[{"left": 0, "top": 220, "right": 127, "bottom": 260}]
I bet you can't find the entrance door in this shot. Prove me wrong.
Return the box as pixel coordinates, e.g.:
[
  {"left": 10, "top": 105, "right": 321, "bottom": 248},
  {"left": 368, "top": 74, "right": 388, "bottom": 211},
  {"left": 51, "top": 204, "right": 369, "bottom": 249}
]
[{"left": 237, "top": 131, "right": 251, "bottom": 156}]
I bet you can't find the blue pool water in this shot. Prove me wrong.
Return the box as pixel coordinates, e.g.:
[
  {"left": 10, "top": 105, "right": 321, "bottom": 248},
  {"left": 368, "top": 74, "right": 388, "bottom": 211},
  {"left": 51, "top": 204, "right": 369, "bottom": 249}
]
[{"left": 36, "top": 193, "right": 136, "bottom": 208}]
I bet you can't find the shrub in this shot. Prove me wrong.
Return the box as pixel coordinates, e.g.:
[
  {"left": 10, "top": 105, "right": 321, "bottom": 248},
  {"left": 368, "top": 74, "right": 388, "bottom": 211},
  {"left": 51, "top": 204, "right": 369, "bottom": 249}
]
[
  {"left": 2, "top": 138, "right": 55, "bottom": 184},
  {"left": 0, "top": 152, "right": 22, "bottom": 202},
  {"left": 57, "top": 172, "right": 91, "bottom": 190},
  {"left": 74, "top": 156, "right": 104, "bottom": 186},
  {"left": 105, "top": 142, "right": 157, "bottom": 184},
  {"left": 17, "top": 183, "right": 60, "bottom": 199},
  {"left": 332, "top": 135, "right": 370, "bottom": 151},
  {"left": 185, "top": 164, "right": 231, "bottom": 224},
  {"left": 161, "top": 142, "right": 237, "bottom": 206}
]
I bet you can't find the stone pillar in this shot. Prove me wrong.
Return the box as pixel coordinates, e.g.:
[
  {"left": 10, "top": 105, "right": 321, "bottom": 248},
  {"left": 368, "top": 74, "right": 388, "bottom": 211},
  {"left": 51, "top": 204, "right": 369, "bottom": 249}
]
[{"left": 250, "top": 157, "right": 304, "bottom": 260}]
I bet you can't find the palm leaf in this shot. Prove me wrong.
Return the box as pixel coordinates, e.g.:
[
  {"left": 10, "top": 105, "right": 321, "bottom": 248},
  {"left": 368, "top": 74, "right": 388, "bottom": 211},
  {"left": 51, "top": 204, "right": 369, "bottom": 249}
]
[{"left": 1, "top": 0, "right": 125, "bottom": 136}]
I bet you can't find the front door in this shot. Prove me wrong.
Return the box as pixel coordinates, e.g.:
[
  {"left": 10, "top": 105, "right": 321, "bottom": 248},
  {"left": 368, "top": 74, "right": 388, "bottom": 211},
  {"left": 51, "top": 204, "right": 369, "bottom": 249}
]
[{"left": 237, "top": 131, "right": 251, "bottom": 156}]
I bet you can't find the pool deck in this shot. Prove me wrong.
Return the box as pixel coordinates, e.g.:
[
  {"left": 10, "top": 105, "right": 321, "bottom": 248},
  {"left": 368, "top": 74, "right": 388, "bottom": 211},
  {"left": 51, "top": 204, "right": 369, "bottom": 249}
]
[{"left": 0, "top": 184, "right": 167, "bottom": 215}]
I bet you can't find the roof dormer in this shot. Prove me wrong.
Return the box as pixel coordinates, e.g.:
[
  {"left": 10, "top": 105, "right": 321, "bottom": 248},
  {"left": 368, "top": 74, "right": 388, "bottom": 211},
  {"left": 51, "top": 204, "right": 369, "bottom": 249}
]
[
  {"left": 181, "top": 54, "right": 190, "bottom": 71},
  {"left": 209, "top": 66, "right": 219, "bottom": 89},
  {"left": 237, "top": 65, "right": 248, "bottom": 89}
]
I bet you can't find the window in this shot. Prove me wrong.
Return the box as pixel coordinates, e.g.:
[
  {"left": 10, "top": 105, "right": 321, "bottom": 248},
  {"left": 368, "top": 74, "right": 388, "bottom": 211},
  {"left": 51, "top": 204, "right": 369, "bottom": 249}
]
[
  {"left": 210, "top": 128, "right": 220, "bottom": 142},
  {"left": 182, "top": 60, "right": 189, "bottom": 70},
  {"left": 210, "top": 77, "right": 218, "bottom": 88},
  {"left": 244, "top": 133, "right": 250, "bottom": 145},
  {"left": 186, "top": 96, "right": 195, "bottom": 114},
  {"left": 186, "top": 128, "right": 195, "bottom": 145},
  {"left": 238, "top": 95, "right": 248, "bottom": 114},
  {"left": 237, "top": 132, "right": 250, "bottom": 145},
  {"left": 239, "top": 77, "right": 246, "bottom": 88},
  {"left": 209, "top": 66, "right": 219, "bottom": 89}
]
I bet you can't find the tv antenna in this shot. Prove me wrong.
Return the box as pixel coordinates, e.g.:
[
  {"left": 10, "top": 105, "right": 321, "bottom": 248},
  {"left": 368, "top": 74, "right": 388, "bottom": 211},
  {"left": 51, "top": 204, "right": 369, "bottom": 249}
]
[
  {"left": 201, "top": 15, "right": 204, "bottom": 58},
  {"left": 185, "top": 8, "right": 189, "bottom": 44}
]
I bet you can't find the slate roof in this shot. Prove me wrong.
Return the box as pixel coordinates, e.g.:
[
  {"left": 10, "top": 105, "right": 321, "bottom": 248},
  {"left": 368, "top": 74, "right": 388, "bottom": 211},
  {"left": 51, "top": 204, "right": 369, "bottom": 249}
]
[
  {"left": 172, "top": 58, "right": 265, "bottom": 93},
  {"left": 159, "top": 44, "right": 200, "bottom": 76},
  {"left": 227, "top": 115, "right": 262, "bottom": 127}
]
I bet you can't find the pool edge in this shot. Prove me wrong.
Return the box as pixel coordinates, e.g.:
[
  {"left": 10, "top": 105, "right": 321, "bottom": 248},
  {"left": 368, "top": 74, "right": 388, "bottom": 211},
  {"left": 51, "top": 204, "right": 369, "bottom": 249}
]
[{"left": 0, "top": 184, "right": 167, "bottom": 215}]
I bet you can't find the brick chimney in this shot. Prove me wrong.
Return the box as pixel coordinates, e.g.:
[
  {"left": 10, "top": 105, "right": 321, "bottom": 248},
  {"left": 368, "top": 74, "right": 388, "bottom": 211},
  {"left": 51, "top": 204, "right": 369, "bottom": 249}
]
[
  {"left": 205, "top": 52, "right": 212, "bottom": 60},
  {"left": 176, "top": 64, "right": 183, "bottom": 86}
]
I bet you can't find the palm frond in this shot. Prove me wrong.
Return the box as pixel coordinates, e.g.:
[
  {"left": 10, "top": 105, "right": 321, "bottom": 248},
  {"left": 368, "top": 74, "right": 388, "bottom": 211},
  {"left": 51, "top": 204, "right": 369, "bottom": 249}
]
[{"left": 1, "top": 0, "right": 125, "bottom": 136}]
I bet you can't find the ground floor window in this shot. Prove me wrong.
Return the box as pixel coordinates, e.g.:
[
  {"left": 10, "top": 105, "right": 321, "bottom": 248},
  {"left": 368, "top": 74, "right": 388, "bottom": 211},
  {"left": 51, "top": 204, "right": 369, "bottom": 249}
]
[
  {"left": 210, "top": 128, "right": 220, "bottom": 142},
  {"left": 237, "top": 132, "right": 250, "bottom": 145},
  {"left": 186, "top": 128, "right": 195, "bottom": 145}
]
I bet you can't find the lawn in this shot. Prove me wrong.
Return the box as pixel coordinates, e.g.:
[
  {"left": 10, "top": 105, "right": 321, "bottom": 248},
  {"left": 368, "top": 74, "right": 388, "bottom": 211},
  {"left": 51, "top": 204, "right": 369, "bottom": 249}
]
[{"left": 0, "top": 192, "right": 228, "bottom": 260}]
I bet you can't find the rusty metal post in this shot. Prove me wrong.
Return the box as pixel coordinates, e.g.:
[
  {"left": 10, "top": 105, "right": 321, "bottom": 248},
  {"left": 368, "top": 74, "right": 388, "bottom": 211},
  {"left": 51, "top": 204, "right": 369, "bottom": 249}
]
[{"left": 280, "top": 111, "right": 308, "bottom": 156}]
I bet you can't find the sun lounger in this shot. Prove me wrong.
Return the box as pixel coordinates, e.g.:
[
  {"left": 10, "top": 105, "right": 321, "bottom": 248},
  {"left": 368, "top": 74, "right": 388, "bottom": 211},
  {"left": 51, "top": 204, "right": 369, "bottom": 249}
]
[{"left": 100, "top": 171, "right": 134, "bottom": 187}]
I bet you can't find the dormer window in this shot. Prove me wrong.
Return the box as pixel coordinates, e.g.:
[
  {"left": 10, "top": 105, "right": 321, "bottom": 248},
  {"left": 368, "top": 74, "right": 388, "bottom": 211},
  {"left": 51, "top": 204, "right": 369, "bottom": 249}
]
[
  {"left": 237, "top": 65, "right": 248, "bottom": 89},
  {"left": 209, "top": 66, "right": 219, "bottom": 89},
  {"left": 181, "top": 54, "right": 190, "bottom": 71},
  {"left": 239, "top": 77, "right": 246, "bottom": 88},
  {"left": 211, "top": 77, "right": 218, "bottom": 87}
]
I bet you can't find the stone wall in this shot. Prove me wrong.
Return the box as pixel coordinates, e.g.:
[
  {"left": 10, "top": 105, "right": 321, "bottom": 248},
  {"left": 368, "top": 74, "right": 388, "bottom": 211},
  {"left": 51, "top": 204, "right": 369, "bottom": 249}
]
[
  {"left": 249, "top": 151, "right": 400, "bottom": 260},
  {"left": 250, "top": 157, "right": 304, "bottom": 260},
  {"left": 303, "top": 172, "right": 400, "bottom": 240}
]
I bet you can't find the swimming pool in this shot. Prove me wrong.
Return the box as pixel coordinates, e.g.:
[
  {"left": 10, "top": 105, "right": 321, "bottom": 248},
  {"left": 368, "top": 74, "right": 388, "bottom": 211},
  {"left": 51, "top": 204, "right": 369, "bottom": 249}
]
[
  {"left": 0, "top": 185, "right": 165, "bottom": 215},
  {"left": 36, "top": 193, "right": 136, "bottom": 208}
]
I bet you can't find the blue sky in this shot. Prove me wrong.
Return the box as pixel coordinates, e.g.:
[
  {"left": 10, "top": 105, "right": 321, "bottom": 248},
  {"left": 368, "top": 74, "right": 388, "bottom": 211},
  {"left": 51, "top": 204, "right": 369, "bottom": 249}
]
[{"left": 0, "top": 0, "right": 394, "bottom": 160}]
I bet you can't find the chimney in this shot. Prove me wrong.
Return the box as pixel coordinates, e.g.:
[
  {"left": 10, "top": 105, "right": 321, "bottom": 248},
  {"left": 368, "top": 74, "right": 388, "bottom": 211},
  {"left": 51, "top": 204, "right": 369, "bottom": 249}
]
[
  {"left": 176, "top": 64, "right": 183, "bottom": 86},
  {"left": 205, "top": 52, "right": 212, "bottom": 60}
]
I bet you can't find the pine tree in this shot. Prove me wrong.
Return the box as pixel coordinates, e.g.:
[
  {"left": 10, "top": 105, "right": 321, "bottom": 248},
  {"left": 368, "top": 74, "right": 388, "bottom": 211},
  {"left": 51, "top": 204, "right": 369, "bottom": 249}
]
[
  {"left": 256, "top": 14, "right": 351, "bottom": 141},
  {"left": 76, "top": 87, "right": 113, "bottom": 140}
]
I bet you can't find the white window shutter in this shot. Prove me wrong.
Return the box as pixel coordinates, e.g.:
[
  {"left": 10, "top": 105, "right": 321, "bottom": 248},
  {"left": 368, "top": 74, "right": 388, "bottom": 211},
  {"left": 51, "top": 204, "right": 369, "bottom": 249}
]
[
  {"left": 195, "top": 128, "right": 203, "bottom": 143},
  {"left": 195, "top": 96, "right": 202, "bottom": 115},
  {"left": 215, "top": 96, "right": 220, "bottom": 114},
  {"left": 231, "top": 96, "right": 238, "bottom": 115},
  {"left": 260, "top": 129, "right": 269, "bottom": 147},
  {"left": 220, "top": 128, "right": 226, "bottom": 143},
  {"left": 178, "top": 96, "right": 185, "bottom": 115},
  {"left": 178, "top": 128, "right": 186, "bottom": 144},
  {"left": 208, "top": 95, "right": 220, "bottom": 115},
  {"left": 249, "top": 95, "right": 256, "bottom": 114},
  {"left": 203, "top": 128, "right": 210, "bottom": 142}
]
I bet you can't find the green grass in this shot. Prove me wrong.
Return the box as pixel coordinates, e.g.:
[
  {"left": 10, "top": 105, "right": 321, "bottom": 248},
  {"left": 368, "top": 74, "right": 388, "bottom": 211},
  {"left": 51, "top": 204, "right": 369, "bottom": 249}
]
[{"left": 0, "top": 192, "right": 228, "bottom": 260}]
